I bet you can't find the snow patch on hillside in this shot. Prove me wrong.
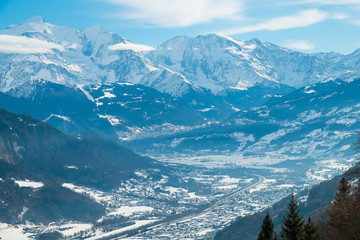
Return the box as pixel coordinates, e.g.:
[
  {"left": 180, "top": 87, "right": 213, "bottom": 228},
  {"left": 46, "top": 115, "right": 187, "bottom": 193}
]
[
  {"left": 0, "top": 223, "right": 31, "bottom": 240},
  {"left": 15, "top": 180, "right": 44, "bottom": 189},
  {"left": 44, "top": 114, "right": 72, "bottom": 122},
  {"left": 108, "top": 206, "right": 154, "bottom": 217},
  {"left": 86, "top": 220, "right": 157, "bottom": 240}
]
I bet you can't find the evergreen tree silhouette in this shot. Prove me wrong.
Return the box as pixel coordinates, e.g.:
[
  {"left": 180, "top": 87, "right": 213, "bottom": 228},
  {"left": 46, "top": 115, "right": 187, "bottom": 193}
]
[
  {"left": 280, "top": 192, "right": 304, "bottom": 240},
  {"left": 304, "top": 217, "right": 320, "bottom": 240},
  {"left": 257, "top": 211, "right": 275, "bottom": 240},
  {"left": 326, "top": 177, "right": 355, "bottom": 240}
]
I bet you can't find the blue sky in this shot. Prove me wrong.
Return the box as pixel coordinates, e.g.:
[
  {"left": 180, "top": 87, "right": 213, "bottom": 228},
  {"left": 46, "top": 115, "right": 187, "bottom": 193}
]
[{"left": 1, "top": 0, "right": 360, "bottom": 53}]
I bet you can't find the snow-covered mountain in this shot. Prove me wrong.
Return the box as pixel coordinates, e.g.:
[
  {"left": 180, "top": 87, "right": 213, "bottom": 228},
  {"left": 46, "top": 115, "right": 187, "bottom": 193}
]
[
  {"left": 2, "top": 16, "right": 360, "bottom": 143},
  {"left": 0, "top": 80, "right": 217, "bottom": 141},
  {"left": 0, "top": 16, "right": 197, "bottom": 97},
  {"left": 2, "top": 16, "right": 360, "bottom": 100},
  {"left": 147, "top": 34, "right": 360, "bottom": 93}
]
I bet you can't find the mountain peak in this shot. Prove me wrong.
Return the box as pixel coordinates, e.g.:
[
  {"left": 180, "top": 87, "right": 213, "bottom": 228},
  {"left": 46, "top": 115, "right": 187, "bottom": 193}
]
[
  {"left": 83, "top": 24, "right": 107, "bottom": 34},
  {"left": 22, "top": 16, "right": 46, "bottom": 24},
  {"left": 82, "top": 24, "right": 111, "bottom": 42},
  {"left": 249, "top": 37, "right": 262, "bottom": 45},
  {"left": 349, "top": 48, "right": 360, "bottom": 56}
]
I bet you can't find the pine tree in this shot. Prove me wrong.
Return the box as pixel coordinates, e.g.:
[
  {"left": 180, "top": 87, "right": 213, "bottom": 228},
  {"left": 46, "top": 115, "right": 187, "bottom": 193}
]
[
  {"left": 280, "top": 192, "right": 304, "bottom": 240},
  {"left": 304, "top": 217, "right": 320, "bottom": 240},
  {"left": 273, "top": 232, "right": 279, "bottom": 240},
  {"left": 352, "top": 180, "right": 360, "bottom": 236},
  {"left": 334, "top": 177, "right": 351, "bottom": 204},
  {"left": 257, "top": 212, "right": 274, "bottom": 240},
  {"left": 326, "top": 177, "right": 355, "bottom": 240}
]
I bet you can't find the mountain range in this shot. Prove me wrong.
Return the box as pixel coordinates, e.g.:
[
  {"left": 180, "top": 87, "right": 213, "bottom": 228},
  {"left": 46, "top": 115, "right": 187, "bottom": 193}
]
[
  {"left": 1, "top": 16, "right": 360, "bottom": 239},
  {"left": 1, "top": 16, "right": 360, "bottom": 144}
]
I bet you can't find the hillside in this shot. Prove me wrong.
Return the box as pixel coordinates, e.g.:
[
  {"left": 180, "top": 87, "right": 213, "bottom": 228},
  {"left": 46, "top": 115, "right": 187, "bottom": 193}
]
[
  {"left": 0, "top": 107, "right": 154, "bottom": 224},
  {"left": 127, "top": 77, "right": 360, "bottom": 167},
  {"left": 214, "top": 162, "right": 360, "bottom": 240}
]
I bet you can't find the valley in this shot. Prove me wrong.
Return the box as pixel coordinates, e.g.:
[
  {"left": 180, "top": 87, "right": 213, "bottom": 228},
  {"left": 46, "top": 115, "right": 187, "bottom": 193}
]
[
  {"left": 4, "top": 152, "right": 354, "bottom": 239},
  {"left": 0, "top": 16, "right": 359, "bottom": 240}
]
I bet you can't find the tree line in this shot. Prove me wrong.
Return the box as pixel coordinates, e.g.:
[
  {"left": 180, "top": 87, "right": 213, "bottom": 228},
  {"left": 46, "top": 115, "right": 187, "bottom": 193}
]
[{"left": 257, "top": 177, "right": 360, "bottom": 240}]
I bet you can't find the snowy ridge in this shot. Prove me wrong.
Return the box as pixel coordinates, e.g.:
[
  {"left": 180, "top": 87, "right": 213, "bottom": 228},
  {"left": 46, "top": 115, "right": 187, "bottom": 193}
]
[
  {"left": 147, "top": 34, "right": 360, "bottom": 93},
  {"left": 0, "top": 17, "right": 196, "bottom": 97},
  {"left": 2, "top": 17, "right": 360, "bottom": 98}
]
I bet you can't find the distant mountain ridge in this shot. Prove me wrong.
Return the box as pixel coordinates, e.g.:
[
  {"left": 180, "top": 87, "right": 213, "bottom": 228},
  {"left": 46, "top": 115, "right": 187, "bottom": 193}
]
[
  {"left": 1, "top": 16, "right": 360, "bottom": 144},
  {"left": 0, "top": 16, "right": 197, "bottom": 97},
  {"left": 2, "top": 16, "right": 360, "bottom": 97},
  {"left": 127, "top": 77, "right": 360, "bottom": 175}
]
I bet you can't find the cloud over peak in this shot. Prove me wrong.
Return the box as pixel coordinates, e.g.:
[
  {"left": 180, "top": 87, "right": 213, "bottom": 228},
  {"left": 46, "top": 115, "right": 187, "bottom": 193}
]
[
  {"left": 282, "top": 40, "right": 315, "bottom": 50},
  {"left": 0, "top": 35, "right": 64, "bottom": 54},
  {"left": 221, "top": 9, "right": 328, "bottom": 35},
  {"left": 99, "top": 0, "right": 244, "bottom": 27}
]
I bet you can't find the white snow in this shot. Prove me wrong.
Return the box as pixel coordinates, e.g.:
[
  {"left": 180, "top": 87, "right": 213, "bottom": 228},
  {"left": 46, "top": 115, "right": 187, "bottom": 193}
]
[
  {"left": 196, "top": 228, "right": 214, "bottom": 236},
  {"left": 340, "top": 145, "right": 351, "bottom": 151},
  {"left": 108, "top": 206, "right": 154, "bottom": 217},
  {"left": 62, "top": 183, "right": 111, "bottom": 203},
  {"left": 214, "top": 185, "right": 238, "bottom": 190},
  {"left": 44, "top": 114, "right": 72, "bottom": 122},
  {"left": 65, "top": 165, "right": 79, "bottom": 169},
  {"left": 298, "top": 110, "right": 322, "bottom": 122},
  {"left": 259, "top": 129, "right": 287, "bottom": 144},
  {"left": 77, "top": 85, "right": 95, "bottom": 102},
  {"left": 304, "top": 89, "right": 316, "bottom": 94},
  {"left": 219, "top": 176, "right": 241, "bottom": 184},
  {"left": 57, "top": 223, "right": 92, "bottom": 237},
  {"left": 298, "top": 195, "right": 309, "bottom": 203},
  {"left": 15, "top": 180, "right": 44, "bottom": 189},
  {"left": 198, "top": 107, "right": 214, "bottom": 112},
  {"left": 134, "top": 171, "right": 148, "bottom": 178},
  {"left": 249, "top": 184, "right": 267, "bottom": 193},
  {"left": 99, "top": 92, "right": 116, "bottom": 99},
  {"left": 97, "top": 114, "right": 121, "bottom": 126},
  {"left": 108, "top": 41, "right": 155, "bottom": 52},
  {"left": 278, "top": 184, "right": 295, "bottom": 188},
  {"left": 86, "top": 220, "right": 156, "bottom": 240},
  {"left": 164, "top": 186, "right": 189, "bottom": 194},
  {"left": 336, "top": 118, "right": 357, "bottom": 126},
  {"left": 0, "top": 223, "right": 31, "bottom": 240},
  {"left": 186, "top": 192, "right": 207, "bottom": 199}
]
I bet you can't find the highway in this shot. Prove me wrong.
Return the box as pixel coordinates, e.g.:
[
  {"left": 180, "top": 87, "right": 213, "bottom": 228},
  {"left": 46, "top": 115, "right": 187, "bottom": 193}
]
[{"left": 88, "top": 174, "right": 266, "bottom": 240}]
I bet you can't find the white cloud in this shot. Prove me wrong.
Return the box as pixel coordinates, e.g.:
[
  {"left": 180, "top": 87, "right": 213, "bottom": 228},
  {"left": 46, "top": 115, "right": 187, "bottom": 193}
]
[
  {"left": 221, "top": 9, "right": 328, "bottom": 35},
  {"left": 332, "top": 13, "right": 349, "bottom": 20},
  {"left": 108, "top": 41, "right": 155, "bottom": 52},
  {"left": 0, "top": 35, "right": 64, "bottom": 54},
  {"left": 300, "top": 0, "right": 360, "bottom": 5},
  {"left": 99, "top": 0, "right": 244, "bottom": 27},
  {"left": 282, "top": 40, "right": 315, "bottom": 51},
  {"left": 350, "top": 19, "right": 360, "bottom": 25}
]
